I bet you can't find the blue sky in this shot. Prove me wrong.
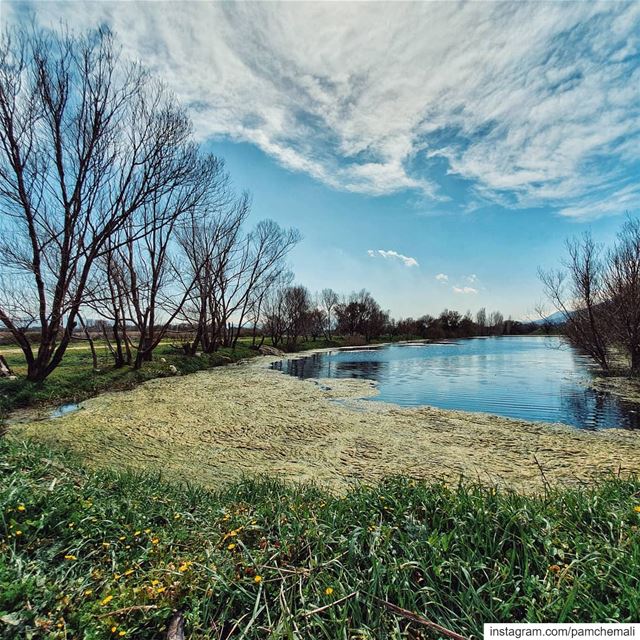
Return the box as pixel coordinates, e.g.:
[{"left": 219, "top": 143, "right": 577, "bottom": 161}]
[{"left": 6, "top": 1, "right": 640, "bottom": 319}]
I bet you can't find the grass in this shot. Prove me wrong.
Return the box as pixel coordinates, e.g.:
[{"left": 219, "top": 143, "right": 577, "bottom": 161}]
[
  {"left": 0, "top": 341, "right": 257, "bottom": 421},
  {"left": 2, "top": 438, "right": 640, "bottom": 639}
]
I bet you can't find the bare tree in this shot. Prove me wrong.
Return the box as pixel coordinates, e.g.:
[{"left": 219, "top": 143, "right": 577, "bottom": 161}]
[
  {"left": 603, "top": 217, "right": 640, "bottom": 373},
  {"left": 0, "top": 26, "right": 199, "bottom": 380},
  {"left": 539, "top": 233, "right": 610, "bottom": 370},
  {"left": 320, "top": 288, "right": 339, "bottom": 339}
]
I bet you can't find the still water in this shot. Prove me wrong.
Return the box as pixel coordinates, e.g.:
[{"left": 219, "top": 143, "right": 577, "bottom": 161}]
[{"left": 272, "top": 336, "right": 640, "bottom": 430}]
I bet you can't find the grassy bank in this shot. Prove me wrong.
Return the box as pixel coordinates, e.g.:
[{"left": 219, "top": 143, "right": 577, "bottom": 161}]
[
  {"left": 0, "top": 342, "right": 257, "bottom": 421},
  {"left": 2, "top": 438, "right": 640, "bottom": 639},
  {"left": 0, "top": 334, "right": 413, "bottom": 421}
]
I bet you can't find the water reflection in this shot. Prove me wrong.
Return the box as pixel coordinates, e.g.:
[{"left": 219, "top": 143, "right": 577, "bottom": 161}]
[{"left": 272, "top": 337, "right": 640, "bottom": 430}]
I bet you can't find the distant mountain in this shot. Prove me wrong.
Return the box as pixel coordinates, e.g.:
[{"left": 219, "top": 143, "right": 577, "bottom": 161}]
[{"left": 533, "top": 311, "right": 567, "bottom": 325}]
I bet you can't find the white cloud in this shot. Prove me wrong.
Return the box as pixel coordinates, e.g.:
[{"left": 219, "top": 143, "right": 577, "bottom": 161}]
[
  {"left": 368, "top": 249, "right": 419, "bottom": 268},
  {"left": 12, "top": 1, "right": 640, "bottom": 217},
  {"left": 453, "top": 286, "right": 478, "bottom": 295},
  {"left": 435, "top": 273, "right": 449, "bottom": 282},
  {"left": 466, "top": 274, "right": 478, "bottom": 284}
]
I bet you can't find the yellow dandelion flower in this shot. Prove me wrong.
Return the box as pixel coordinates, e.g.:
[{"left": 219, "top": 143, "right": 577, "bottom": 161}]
[
  {"left": 102, "top": 542, "right": 111, "bottom": 548},
  {"left": 15, "top": 530, "right": 23, "bottom": 536},
  {"left": 119, "top": 632, "right": 126, "bottom": 637},
  {"left": 144, "top": 528, "right": 151, "bottom": 534},
  {"left": 254, "top": 575, "right": 262, "bottom": 583},
  {"left": 634, "top": 506, "right": 640, "bottom": 513},
  {"left": 174, "top": 514, "right": 181, "bottom": 520},
  {"left": 325, "top": 587, "right": 334, "bottom": 596},
  {"left": 64, "top": 555, "right": 77, "bottom": 561},
  {"left": 118, "top": 536, "right": 125, "bottom": 541},
  {"left": 101, "top": 595, "right": 113, "bottom": 606},
  {"left": 156, "top": 586, "right": 166, "bottom": 594},
  {"left": 17, "top": 505, "right": 26, "bottom": 512},
  {"left": 111, "top": 626, "right": 117, "bottom": 633},
  {"left": 84, "top": 589, "right": 93, "bottom": 596},
  {"left": 134, "top": 531, "right": 141, "bottom": 536},
  {"left": 151, "top": 538, "right": 159, "bottom": 545},
  {"left": 227, "top": 543, "right": 236, "bottom": 550},
  {"left": 151, "top": 579, "right": 160, "bottom": 586}
]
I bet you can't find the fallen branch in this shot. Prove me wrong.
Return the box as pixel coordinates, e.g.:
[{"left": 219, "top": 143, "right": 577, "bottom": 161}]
[
  {"left": 301, "top": 591, "right": 358, "bottom": 617},
  {"left": 373, "top": 597, "right": 469, "bottom": 640},
  {"left": 165, "top": 611, "right": 185, "bottom": 640}
]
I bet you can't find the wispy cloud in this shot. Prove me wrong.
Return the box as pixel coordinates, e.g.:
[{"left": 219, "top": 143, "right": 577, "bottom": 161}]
[
  {"left": 368, "top": 249, "right": 419, "bottom": 268},
  {"left": 435, "top": 273, "right": 449, "bottom": 282},
  {"left": 453, "top": 286, "right": 478, "bottom": 295},
  {"left": 13, "top": 1, "right": 640, "bottom": 218}
]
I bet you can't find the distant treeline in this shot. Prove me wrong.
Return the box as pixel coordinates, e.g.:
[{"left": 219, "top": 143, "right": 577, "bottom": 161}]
[{"left": 245, "top": 285, "right": 536, "bottom": 349}]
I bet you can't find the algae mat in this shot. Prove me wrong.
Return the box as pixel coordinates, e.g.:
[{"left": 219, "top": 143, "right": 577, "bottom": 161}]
[{"left": 11, "top": 358, "right": 640, "bottom": 492}]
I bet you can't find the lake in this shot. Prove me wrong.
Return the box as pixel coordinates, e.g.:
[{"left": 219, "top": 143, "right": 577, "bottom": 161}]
[{"left": 272, "top": 336, "right": 640, "bottom": 430}]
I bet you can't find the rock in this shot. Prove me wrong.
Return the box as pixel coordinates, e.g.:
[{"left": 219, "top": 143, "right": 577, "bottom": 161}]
[
  {"left": 258, "top": 345, "right": 286, "bottom": 357},
  {"left": 169, "top": 365, "right": 179, "bottom": 374}
]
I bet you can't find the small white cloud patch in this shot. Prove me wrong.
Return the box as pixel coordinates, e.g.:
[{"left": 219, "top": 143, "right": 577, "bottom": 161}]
[
  {"left": 453, "top": 286, "right": 478, "bottom": 294},
  {"left": 368, "top": 249, "right": 419, "bottom": 268},
  {"left": 435, "top": 273, "right": 449, "bottom": 282}
]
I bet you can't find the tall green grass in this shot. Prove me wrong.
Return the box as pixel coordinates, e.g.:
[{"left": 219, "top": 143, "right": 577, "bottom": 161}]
[{"left": 2, "top": 438, "right": 640, "bottom": 639}]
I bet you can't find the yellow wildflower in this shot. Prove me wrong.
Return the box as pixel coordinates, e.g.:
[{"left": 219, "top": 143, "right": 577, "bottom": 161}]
[
  {"left": 101, "top": 595, "right": 113, "bottom": 606},
  {"left": 119, "top": 632, "right": 126, "bottom": 637},
  {"left": 134, "top": 531, "right": 141, "bottom": 536},
  {"left": 111, "top": 626, "right": 117, "bottom": 633},
  {"left": 118, "top": 536, "right": 125, "bottom": 541},
  {"left": 634, "top": 506, "right": 640, "bottom": 513},
  {"left": 325, "top": 587, "right": 334, "bottom": 595},
  {"left": 144, "top": 528, "right": 151, "bottom": 534},
  {"left": 151, "top": 579, "right": 160, "bottom": 586},
  {"left": 156, "top": 586, "right": 166, "bottom": 594},
  {"left": 227, "top": 543, "right": 236, "bottom": 550},
  {"left": 17, "top": 505, "right": 26, "bottom": 512},
  {"left": 254, "top": 575, "right": 262, "bottom": 583},
  {"left": 15, "top": 530, "right": 23, "bottom": 536},
  {"left": 84, "top": 589, "right": 93, "bottom": 596},
  {"left": 151, "top": 538, "right": 159, "bottom": 545},
  {"left": 64, "top": 555, "right": 77, "bottom": 561},
  {"left": 102, "top": 542, "right": 110, "bottom": 548}
]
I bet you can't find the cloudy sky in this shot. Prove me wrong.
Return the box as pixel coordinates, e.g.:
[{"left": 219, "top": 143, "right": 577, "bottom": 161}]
[{"left": 6, "top": 1, "right": 640, "bottom": 319}]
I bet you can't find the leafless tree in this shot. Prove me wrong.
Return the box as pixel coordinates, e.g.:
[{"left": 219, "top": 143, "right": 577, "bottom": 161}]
[
  {"left": 0, "top": 26, "right": 199, "bottom": 380},
  {"left": 539, "top": 233, "right": 610, "bottom": 370},
  {"left": 211, "top": 218, "right": 301, "bottom": 349},
  {"left": 320, "top": 288, "right": 339, "bottom": 339},
  {"left": 603, "top": 217, "right": 640, "bottom": 373}
]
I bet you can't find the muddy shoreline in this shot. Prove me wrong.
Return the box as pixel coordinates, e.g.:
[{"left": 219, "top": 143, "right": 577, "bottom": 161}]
[{"left": 9, "top": 349, "right": 640, "bottom": 493}]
